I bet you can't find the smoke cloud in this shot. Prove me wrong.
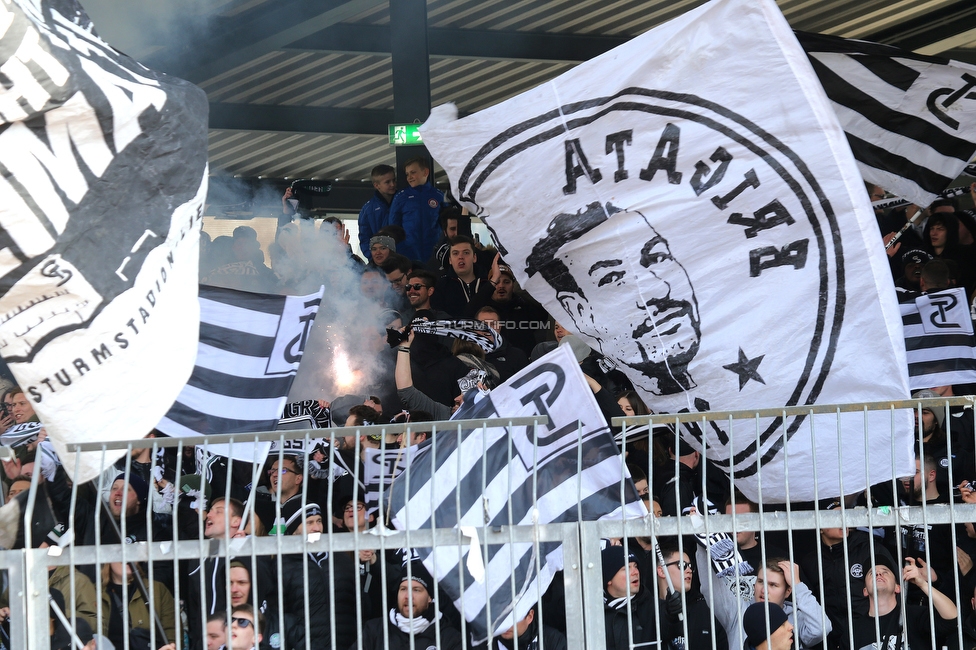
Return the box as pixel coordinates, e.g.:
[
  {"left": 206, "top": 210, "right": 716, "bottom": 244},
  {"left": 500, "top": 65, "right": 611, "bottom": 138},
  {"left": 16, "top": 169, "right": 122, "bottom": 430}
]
[
  {"left": 200, "top": 213, "right": 396, "bottom": 413},
  {"left": 78, "top": 0, "right": 225, "bottom": 63}
]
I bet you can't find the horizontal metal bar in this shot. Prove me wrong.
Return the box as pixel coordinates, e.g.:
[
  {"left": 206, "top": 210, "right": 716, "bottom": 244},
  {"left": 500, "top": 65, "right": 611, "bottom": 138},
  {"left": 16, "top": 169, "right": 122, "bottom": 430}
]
[
  {"left": 586, "top": 503, "right": 976, "bottom": 538},
  {"left": 15, "top": 503, "right": 975, "bottom": 571},
  {"left": 613, "top": 396, "right": 974, "bottom": 426},
  {"left": 5, "top": 521, "right": 577, "bottom": 567},
  {"left": 67, "top": 416, "right": 549, "bottom": 452}
]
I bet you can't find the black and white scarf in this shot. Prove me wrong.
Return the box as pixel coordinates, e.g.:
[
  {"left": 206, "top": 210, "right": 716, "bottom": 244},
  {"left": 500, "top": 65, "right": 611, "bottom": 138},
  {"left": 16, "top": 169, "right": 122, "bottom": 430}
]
[{"left": 410, "top": 318, "right": 502, "bottom": 353}]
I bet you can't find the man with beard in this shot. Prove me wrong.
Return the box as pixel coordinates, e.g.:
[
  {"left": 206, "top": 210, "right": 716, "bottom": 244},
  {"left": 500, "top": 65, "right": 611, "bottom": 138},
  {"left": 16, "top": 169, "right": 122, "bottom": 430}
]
[
  {"left": 892, "top": 453, "right": 958, "bottom": 607},
  {"left": 402, "top": 269, "right": 470, "bottom": 406},
  {"left": 526, "top": 201, "right": 700, "bottom": 396},
  {"left": 910, "top": 388, "right": 971, "bottom": 499},
  {"left": 359, "top": 560, "right": 463, "bottom": 650}
]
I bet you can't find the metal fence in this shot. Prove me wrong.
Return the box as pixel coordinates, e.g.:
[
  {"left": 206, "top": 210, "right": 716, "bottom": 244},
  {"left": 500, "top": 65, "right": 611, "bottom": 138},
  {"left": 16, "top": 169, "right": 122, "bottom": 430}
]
[{"left": 3, "top": 396, "right": 974, "bottom": 650}]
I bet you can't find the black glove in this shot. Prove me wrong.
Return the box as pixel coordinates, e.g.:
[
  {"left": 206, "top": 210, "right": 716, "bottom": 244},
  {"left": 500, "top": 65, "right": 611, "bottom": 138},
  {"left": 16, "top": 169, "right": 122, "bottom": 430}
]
[
  {"left": 386, "top": 327, "right": 407, "bottom": 348},
  {"left": 664, "top": 591, "right": 683, "bottom": 620}
]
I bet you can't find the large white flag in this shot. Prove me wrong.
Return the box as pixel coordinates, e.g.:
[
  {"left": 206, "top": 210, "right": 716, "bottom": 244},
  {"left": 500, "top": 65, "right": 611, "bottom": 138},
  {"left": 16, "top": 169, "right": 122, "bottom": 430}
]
[
  {"left": 0, "top": 0, "right": 207, "bottom": 481},
  {"left": 421, "top": 0, "right": 913, "bottom": 502}
]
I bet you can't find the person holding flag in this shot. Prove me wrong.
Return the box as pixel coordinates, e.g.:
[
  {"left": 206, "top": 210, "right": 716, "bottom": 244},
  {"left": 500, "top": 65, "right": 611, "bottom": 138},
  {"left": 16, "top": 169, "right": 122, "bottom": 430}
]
[{"left": 655, "top": 539, "right": 727, "bottom": 650}]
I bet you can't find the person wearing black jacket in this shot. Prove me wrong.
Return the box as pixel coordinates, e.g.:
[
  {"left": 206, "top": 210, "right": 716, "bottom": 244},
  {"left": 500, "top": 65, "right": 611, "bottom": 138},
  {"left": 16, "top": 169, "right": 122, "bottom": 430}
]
[
  {"left": 430, "top": 236, "right": 500, "bottom": 318},
  {"left": 470, "top": 606, "right": 567, "bottom": 650},
  {"left": 655, "top": 541, "right": 727, "bottom": 650},
  {"left": 851, "top": 554, "right": 957, "bottom": 650},
  {"left": 799, "top": 517, "right": 894, "bottom": 650},
  {"left": 278, "top": 501, "right": 334, "bottom": 650},
  {"left": 602, "top": 545, "right": 659, "bottom": 650},
  {"left": 184, "top": 497, "right": 276, "bottom": 650},
  {"left": 358, "top": 561, "right": 463, "bottom": 650},
  {"left": 659, "top": 438, "right": 701, "bottom": 518},
  {"left": 476, "top": 306, "right": 529, "bottom": 382},
  {"left": 469, "top": 265, "right": 551, "bottom": 359},
  {"left": 960, "top": 583, "right": 976, "bottom": 649}
]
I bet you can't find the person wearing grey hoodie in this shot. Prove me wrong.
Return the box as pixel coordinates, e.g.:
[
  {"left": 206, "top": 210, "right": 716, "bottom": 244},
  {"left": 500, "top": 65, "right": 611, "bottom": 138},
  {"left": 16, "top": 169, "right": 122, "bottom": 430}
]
[{"left": 697, "top": 546, "right": 830, "bottom": 650}]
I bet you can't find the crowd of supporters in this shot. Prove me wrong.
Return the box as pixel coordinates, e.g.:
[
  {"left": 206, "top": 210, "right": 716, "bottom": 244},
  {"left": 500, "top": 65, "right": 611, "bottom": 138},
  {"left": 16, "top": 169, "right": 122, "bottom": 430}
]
[{"left": 1, "top": 159, "right": 975, "bottom": 650}]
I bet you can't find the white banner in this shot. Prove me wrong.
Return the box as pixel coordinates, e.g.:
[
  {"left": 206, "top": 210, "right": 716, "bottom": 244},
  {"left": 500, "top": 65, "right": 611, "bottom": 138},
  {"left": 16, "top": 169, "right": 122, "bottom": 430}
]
[
  {"left": 0, "top": 0, "right": 208, "bottom": 481},
  {"left": 420, "top": 0, "right": 913, "bottom": 501}
]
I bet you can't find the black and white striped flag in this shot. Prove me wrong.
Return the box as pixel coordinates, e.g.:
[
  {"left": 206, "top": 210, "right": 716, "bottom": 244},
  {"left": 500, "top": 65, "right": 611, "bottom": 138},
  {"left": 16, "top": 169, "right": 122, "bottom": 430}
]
[
  {"left": 899, "top": 287, "right": 976, "bottom": 389},
  {"left": 388, "top": 345, "right": 646, "bottom": 643},
  {"left": 157, "top": 285, "right": 324, "bottom": 453},
  {"left": 797, "top": 31, "right": 976, "bottom": 208}
]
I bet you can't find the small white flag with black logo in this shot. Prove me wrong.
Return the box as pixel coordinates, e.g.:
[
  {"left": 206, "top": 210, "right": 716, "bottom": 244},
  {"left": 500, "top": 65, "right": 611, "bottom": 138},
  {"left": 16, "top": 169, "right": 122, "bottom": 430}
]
[
  {"left": 900, "top": 287, "right": 976, "bottom": 389},
  {"left": 157, "top": 285, "right": 324, "bottom": 460}
]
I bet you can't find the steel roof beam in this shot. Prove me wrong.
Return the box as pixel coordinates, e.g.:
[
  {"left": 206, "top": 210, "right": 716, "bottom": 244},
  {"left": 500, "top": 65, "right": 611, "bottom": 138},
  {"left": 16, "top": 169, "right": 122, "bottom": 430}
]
[
  {"left": 208, "top": 103, "right": 393, "bottom": 135},
  {"left": 286, "top": 24, "right": 629, "bottom": 63}
]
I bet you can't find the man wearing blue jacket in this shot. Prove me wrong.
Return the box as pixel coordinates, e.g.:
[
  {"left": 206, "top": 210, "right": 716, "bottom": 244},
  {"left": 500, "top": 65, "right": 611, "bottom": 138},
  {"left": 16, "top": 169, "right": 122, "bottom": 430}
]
[
  {"left": 358, "top": 164, "right": 397, "bottom": 259},
  {"left": 389, "top": 157, "right": 444, "bottom": 262}
]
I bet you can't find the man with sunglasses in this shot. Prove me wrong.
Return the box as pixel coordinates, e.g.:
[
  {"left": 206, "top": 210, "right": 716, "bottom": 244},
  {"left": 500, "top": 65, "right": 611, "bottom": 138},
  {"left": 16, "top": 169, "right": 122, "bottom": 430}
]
[
  {"left": 268, "top": 456, "right": 303, "bottom": 506},
  {"left": 655, "top": 540, "right": 726, "bottom": 650},
  {"left": 229, "top": 605, "right": 263, "bottom": 650}
]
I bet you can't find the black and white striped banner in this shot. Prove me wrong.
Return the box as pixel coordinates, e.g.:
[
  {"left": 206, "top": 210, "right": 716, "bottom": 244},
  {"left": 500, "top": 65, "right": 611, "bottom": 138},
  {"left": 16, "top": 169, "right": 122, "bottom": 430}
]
[
  {"left": 157, "top": 285, "right": 323, "bottom": 458},
  {"left": 388, "top": 345, "right": 645, "bottom": 643},
  {"left": 900, "top": 287, "right": 976, "bottom": 389},
  {"left": 797, "top": 31, "right": 976, "bottom": 208}
]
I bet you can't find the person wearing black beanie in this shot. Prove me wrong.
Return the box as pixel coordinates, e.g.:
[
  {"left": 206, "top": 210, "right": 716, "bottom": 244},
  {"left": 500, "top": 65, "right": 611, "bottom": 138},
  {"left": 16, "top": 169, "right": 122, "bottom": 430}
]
[
  {"left": 743, "top": 603, "right": 793, "bottom": 650},
  {"left": 359, "top": 559, "right": 463, "bottom": 650}
]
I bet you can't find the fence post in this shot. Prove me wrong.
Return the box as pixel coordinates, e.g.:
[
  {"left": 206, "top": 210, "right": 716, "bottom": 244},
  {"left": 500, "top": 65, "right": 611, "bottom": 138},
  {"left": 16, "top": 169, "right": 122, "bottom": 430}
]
[
  {"left": 579, "top": 520, "right": 607, "bottom": 649},
  {"left": 560, "top": 522, "right": 586, "bottom": 646},
  {"left": 25, "top": 547, "right": 51, "bottom": 650},
  {"left": 4, "top": 550, "right": 26, "bottom": 650}
]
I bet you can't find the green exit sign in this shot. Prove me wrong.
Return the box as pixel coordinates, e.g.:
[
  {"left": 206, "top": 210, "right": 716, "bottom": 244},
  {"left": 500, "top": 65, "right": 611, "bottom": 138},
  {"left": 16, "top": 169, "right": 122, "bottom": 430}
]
[{"left": 389, "top": 123, "right": 424, "bottom": 146}]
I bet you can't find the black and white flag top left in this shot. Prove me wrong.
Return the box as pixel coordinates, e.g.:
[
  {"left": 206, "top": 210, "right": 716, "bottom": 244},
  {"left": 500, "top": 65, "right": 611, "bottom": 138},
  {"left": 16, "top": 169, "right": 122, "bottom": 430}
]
[
  {"left": 0, "top": 0, "right": 208, "bottom": 481},
  {"left": 388, "top": 345, "right": 646, "bottom": 643},
  {"left": 899, "top": 287, "right": 976, "bottom": 390},
  {"left": 421, "top": 0, "right": 914, "bottom": 503},
  {"left": 797, "top": 31, "right": 976, "bottom": 208},
  {"left": 157, "top": 285, "right": 324, "bottom": 461}
]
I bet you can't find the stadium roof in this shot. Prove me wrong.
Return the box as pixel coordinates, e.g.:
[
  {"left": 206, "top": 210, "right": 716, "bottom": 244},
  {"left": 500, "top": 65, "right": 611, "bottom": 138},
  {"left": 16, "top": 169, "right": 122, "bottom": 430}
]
[{"left": 83, "top": 0, "right": 976, "bottom": 208}]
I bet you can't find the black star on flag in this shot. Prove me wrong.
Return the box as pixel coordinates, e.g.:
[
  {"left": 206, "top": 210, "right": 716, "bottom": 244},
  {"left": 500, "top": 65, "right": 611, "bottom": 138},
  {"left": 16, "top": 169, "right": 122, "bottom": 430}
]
[{"left": 724, "top": 348, "right": 766, "bottom": 391}]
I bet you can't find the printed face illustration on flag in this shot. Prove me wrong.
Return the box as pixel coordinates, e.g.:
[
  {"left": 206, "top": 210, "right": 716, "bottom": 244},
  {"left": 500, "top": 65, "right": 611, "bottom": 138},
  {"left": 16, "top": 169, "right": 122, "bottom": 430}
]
[
  {"left": 421, "top": 0, "right": 914, "bottom": 502},
  {"left": 0, "top": 0, "right": 208, "bottom": 481}
]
